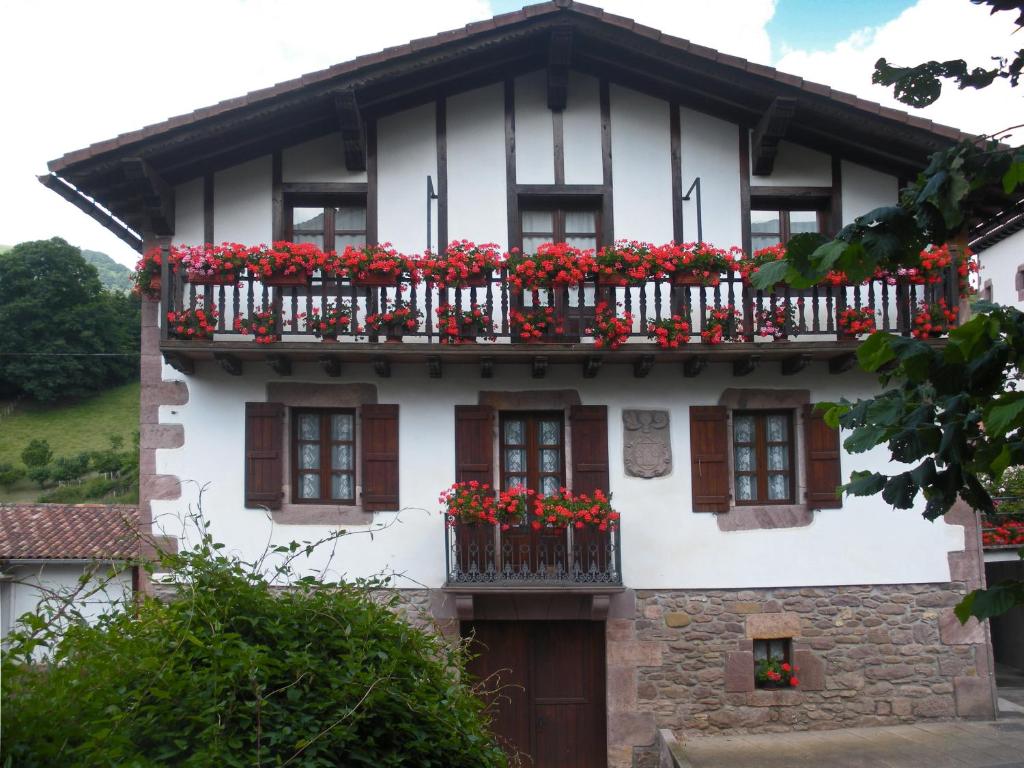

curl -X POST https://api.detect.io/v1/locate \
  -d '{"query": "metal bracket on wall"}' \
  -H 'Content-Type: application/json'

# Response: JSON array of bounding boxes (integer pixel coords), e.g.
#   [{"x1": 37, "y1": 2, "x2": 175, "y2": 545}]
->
[{"x1": 682, "y1": 176, "x2": 703, "y2": 244}]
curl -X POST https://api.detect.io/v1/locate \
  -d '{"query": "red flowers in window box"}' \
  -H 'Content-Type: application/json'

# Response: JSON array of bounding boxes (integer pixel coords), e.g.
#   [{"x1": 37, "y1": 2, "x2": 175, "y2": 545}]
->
[
  {"x1": 510, "y1": 306, "x2": 564, "y2": 342},
  {"x1": 363, "y1": 301, "x2": 422, "y2": 341},
  {"x1": 837, "y1": 306, "x2": 876, "y2": 339},
  {"x1": 166, "y1": 303, "x2": 219, "y2": 340},
  {"x1": 756, "y1": 658, "x2": 799, "y2": 689},
  {"x1": 646, "y1": 316, "x2": 691, "y2": 348},
  {"x1": 658, "y1": 242, "x2": 739, "y2": 286},
  {"x1": 420, "y1": 240, "x2": 501, "y2": 288},
  {"x1": 589, "y1": 301, "x2": 633, "y2": 350},
  {"x1": 738, "y1": 243, "x2": 787, "y2": 282},
  {"x1": 530, "y1": 488, "x2": 620, "y2": 531},
  {"x1": 248, "y1": 241, "x2": 326, "y2": 286},
  {"x1": 177, "y1": 242, "x2": 251, "y2": 284},
  {"x1": 233, "y1": 306, "x2": 285, "y2": 344},
  {"x1": 981, "y1": 517, "x2": 1024, "y2": 547},
  {"x1": 440, "y1": 481, "x2": 534, "y2": 528},
  {"x1": 305, "y1": 302, "x2": 354, "y2": 341},
  {"x1": 506, "y1": 243, "x2": 595, "y2": 291},
  {"x1": 594, "y1": 240, "x2": 657, "y2": 286},
  {"x1": 755, "y1": 299, "x2": 799, "y2": 340},
  {"x1": 701, "y1": 305, "x2": 743, "y2": 345},
  {"x1": 911, "y1": 298, "x2": 958, "y2": 339},
  {"x1": 335, "y1": 243, "x2": 417, "y2": 286},
  {"x1": 132, "y1": 246, "x2": 174, "y2": 299},
  {"x1": 435, "y1": 303, "x2": 494, "y2": 344}
]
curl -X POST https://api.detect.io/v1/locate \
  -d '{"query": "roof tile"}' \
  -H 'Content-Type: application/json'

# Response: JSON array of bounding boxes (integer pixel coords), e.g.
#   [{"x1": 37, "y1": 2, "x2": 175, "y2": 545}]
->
[{"x1": 0, "y1": 504, "x2": 141, "y2": 561}]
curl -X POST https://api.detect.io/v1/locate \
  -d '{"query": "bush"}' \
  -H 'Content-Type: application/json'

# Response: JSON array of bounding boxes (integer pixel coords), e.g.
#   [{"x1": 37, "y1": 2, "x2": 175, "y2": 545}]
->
[
  {"x1": 1, "y1": 522, "x2": 506, "y2": 767},
  {"x1": 37, "y1": 476, "x2": 125, "y2": 504},
  {"x1": 0, "y1": 462, "x2": 24, "y2": 489},
  {"x1": 49, "y1": 453, "x2": 91, "y2": 484},
  {"x1": 26, "y1": 466, "x2": 49, "y2": 488},
  {"x1": 21, "y1": 439, "x2": 52, "y2": 468}
]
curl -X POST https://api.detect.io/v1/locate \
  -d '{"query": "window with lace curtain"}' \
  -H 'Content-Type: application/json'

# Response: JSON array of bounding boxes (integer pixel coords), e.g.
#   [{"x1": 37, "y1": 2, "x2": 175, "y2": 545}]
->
[
  {"x1": 292, "y1": 409, "x2": 356, "y2": 504},
  {"x1": 732, "y1": 411, "x2": 795, "y2": 505},
  {"x1": 500, "y1": 412, "x2": 565, "y2": 497}
]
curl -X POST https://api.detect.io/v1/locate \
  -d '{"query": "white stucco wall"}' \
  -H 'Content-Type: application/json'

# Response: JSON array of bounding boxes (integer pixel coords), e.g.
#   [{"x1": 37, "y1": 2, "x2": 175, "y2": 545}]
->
[
  {"x1": 514, "y1": 70, "x2": 555, "y2": 185},
  {"x1": 751, "y1": 139, "x2": 832, "y2": 187},
  {"x1": 841, "y1": 160, "x2": 898, "y2": 226},
  {"x1": 446, "y1": 84, "x2": 508, "y2": 248},
  {"x1": 563, "y1": 72, "x2": 603, "y2": 185},
  {"x1": 282, "y1": 133, "x2": 367, "y2": 184},
  {"x1": 377, "y1": 103, "x2": 437, "y2": 254},
  {"x1": 610, "y1": 85, "x2": 673, "y2": 244},
  {"x1": 172, "y1": 178, "x2": 204, "y2": 246},
  {"x1": 214, "y1": 156, "x2": 272, "y2": 245},
  {"x1": 153, "y1": 364, "x2": 963, "y2": 592},
  {"x1": 679, "y1": 107, "x2": 741, "y2": 247},
  {"x1": 978, "y1": 230, "x2": 1024, "y2": 308}
]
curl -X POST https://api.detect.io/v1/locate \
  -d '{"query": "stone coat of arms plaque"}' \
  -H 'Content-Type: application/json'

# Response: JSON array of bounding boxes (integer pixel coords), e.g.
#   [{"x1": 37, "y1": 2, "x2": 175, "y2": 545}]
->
[{"x1": 623, "y1": 409, "x2": 672, "y2": 478}]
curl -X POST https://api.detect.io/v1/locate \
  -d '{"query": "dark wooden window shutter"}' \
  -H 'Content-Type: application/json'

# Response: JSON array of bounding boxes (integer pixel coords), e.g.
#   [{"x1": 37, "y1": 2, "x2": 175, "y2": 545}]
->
[
  {"x1": 245, "y1": 402, "x2": 284, "y2": 510},
  {"x1": 454, "y1": 405, "x2": 495, "y2": 485},
  {"x1": 570, "y1": 405, "x2": 610, "y2": 494},
  {"x1": 804, "y1": 403, "x2": 843, "y2": 509},
  {"x1": 689, "y1": 405, "x2": 730, "y2": 512},
  {"x1": 361, "y1": 404, "x2": 399, "y2": 511}
]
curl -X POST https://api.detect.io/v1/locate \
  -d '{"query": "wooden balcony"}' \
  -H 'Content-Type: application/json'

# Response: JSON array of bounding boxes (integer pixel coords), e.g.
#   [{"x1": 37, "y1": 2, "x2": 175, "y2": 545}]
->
[{"x1": 158, "y1": 264, "x2": 959, "y2": 378}]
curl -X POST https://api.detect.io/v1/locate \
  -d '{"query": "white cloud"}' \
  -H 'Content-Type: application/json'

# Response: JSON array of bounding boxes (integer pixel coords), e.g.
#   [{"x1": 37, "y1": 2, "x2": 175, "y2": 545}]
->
[{"x1": 775, "y1": 0, "x2": 1020, "y2": 138}]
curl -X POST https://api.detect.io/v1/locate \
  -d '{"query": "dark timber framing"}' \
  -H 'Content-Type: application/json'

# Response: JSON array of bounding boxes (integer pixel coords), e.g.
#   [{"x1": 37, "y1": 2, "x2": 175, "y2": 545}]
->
[
  {"x1": 120, "y1": 158, "x2": 175, "y2": 237},
  {"x1": 599, "y1": 78, "x2": 614, "y2": 247},
  {"x1": 271, "y1": 151, "x2": 284, "y2": 241},
  {"x1": 37, "y1": 173, "x2": 143, "y2": 252},
  {"x1": 830, "y1": 156, "x2": 843, "y2": 236},
  {"x1": 739, "y1": 129, "x2": 752, "y2": 256},
  {"x1": 436, "y1": 97, "x2": 448, "y2": 253},
  {"x1": 505, "y1": 79, "x2": 520, "y2": 252},
  {"x1": 334, "y1": 88, "x2": 367, "y2": 172},
  {"x1": 366, "y1": 119, "x2": 378, "y2": 246},
  {"x1": 546, "y1": 25, "x2": 572, "y2": 111},
  {"x1": 670, "y1": 103, "x2": 683, "y2": 243},
  {"x1": 203, "y1": 173, "x2": 214, "y2": 244},
  {"x1": 751, "y1": 97, "x2": 797, "y2": 176},
  {"x1": 552, "y1": 110, "x2": 566, "y2": 185}
]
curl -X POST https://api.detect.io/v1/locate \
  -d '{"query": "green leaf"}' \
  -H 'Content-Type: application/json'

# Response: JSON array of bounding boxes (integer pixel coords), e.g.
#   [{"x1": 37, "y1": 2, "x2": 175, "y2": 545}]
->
[
  {"x1": 844, "y1": 425, "x2": 888, "y2": 454},
  {"x1": 984, "y1": 393, "x2": 1024, "y2": 437},
  {"x1": 748, "y1": 259, "x2": 789, "y2": 290},
  {"x1": 882, "y1": 472, "x2": 918, "y2": 508},
  {"x1": 856, "y1": 332, "x2": 897, "y2": 372},
  {"x1": 845, "y1": 471, "x2": 886, "y2": 496},
  {"x1": 955, "y1": 582, "x2": 1024, "y2": 622},
  {"x1": 1003, "y1": 160, "x2": 1024, "y2": 194}
]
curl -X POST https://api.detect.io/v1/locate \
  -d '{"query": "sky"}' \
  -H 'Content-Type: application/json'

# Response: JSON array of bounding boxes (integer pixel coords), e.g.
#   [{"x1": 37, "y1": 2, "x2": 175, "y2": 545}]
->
[{"x1": 1, "y1": 0, "x2": 1019, "y2": 268}]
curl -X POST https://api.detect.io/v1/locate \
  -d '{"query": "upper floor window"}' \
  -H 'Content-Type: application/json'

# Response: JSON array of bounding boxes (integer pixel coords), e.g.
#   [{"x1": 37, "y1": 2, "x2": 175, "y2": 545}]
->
[
  {"x1": 292, "y1": 409, "x2": 356, "y2": 504},
  {"x1": 733, "y1": 411, "x2": 795, "y2": 505},
  {"x1": 287, "y1": 201, "x2": 366, "y2": 252},
  {"x1": 521, "y1": 205, "x2": 600, "y2": 252},
  {"x1": 750, "y1": 208, "x2": 825, "y2": 252},
  {"x1": 500, "y1": 412, "x2": 565, "y2": 496}
]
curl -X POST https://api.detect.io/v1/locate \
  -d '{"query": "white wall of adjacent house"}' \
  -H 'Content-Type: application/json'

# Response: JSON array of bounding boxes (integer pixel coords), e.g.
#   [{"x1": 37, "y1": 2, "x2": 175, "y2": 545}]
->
[
  {"x1": 0, "y1": 562, "x2": 133, "y2": 657},
  {"x1": 977, "y1": 229, "x2": 1024, "y2": 309}
]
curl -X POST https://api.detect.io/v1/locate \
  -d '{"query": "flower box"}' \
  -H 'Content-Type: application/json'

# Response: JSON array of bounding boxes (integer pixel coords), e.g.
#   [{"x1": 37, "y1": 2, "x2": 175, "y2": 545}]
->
[
  {"x1": 188, "y1": 273, "x2": 238, "y2": 286},
  {"x1": 261, "y1": 272, "x2": 310, "y2": 287},
  {"x1": 594, "y1": 272, "x2": 632, "y2": 288},
  {"x1": 672, "y1": 272, "x2": 709, "y2": 287},
  {"x1": 419, "y1": 241, "x2": 501, "y2": 289},
  {"x1": 436, "y1": 303, "x2": 493, "y2": 345},
  {"x1": 351, "y1": 273, "x2": 400, "y2": 288}
]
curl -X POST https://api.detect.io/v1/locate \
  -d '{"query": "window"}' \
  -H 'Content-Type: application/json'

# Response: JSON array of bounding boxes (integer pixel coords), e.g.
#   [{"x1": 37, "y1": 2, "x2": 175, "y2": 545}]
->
[
  {"x1": 292, "y1": 410, "x2": 356, "y2": 504},
  {"x1": 521, "y1": 205, "x2": 600, "y2": 252},
  {"x1": 750, "y1": 208, "x2": 826, "y2": 251},
  {"x1": 753, "y1": 638, "x2": 792, "y2": 689},
  {"x1": 286, "y1": 201, "x2": 366, "y2": 252},
  {"x1": 500, "y1": 412, "x2": 565, "y2": 496},
  {"x1": 732, "y1": 411, "x2": 795, "y2": 505}
]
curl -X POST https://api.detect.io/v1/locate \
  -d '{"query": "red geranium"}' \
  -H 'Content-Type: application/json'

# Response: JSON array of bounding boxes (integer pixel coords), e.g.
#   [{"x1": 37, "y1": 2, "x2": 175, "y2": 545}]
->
[
  {"x1": 531, "y1": 488, "x2": 620, "y2": 531},
  {"x1": 589, "y1": 302, "x2": 633, "y2": 350},
  {"x1": 305, "y1": 302, "x2": 354, "y2": 340},
  {"x1": 656, "y1": 242, "x2": 740, "y2": 286},
  {"x1": 646, "y1": 315, "x2": 691, "y2": 348},
  {"x1": 837, "y1": 306, "x2": 877, "y2": 337},
  {"x1": 506, "y1": 242, "x2": 595, "y2": 290},
  {"x1": 510, "y1": 306, "x2": 564, "y2": 341},
  {"x1": 911, "y1": 298, "x2": 958, "y2": 339},
  {"x1": 435, "y1": 303, "x2": 494, "y2": 344},
  {"x1": 233, "y1": 306, "x2": 287, "y2": 344},
  {"x1": 419, "y1": 240, "x2": 501, "y2": 288},
  {"x1": 176, "y1": 242, "x2": 252, "y2": 282},
  {"x1": 166, "y1": 302, "x2": 219, "y2": 340},
  {"x1": 594, "y1": 240, "x2": 657, "y2": 285},
  {"x1": 701, "y1": 305, "x2": 743, "y2": 344},
  {"x1": 334, "y1": 242, "x2": 418, "y2": 283},
  {"x1": 247, "y1": 241, "x2": 329, "y2": 280}
]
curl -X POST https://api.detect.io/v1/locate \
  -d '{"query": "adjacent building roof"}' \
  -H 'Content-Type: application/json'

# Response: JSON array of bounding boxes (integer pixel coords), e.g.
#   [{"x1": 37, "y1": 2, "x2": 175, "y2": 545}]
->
[
  {"x1": 0, "y1": 504, "x2": 141, "y2": 561},
  {"x1": 41, "y1": 0, "x2": 975, "y2": 251}
]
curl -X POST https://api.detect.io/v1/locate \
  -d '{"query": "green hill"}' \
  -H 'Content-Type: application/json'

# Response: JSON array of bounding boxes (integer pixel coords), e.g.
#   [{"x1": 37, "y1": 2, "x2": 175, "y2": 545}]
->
[{"x1": 82, "y1": 249, "x2": 134, "y2": 293}]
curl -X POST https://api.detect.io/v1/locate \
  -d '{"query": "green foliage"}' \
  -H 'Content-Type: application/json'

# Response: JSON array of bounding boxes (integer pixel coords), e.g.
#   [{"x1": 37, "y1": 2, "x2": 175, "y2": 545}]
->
[
  {"x1": 981, "y1": 465, "x2": 1024, "y2": 515},
  {"x1": 0, "y1": 238, "x2": 140, "y2": 401},
  {"x1": 26, "y1": 466, "x2": 49, "y2": 488},
  {"x1": 49, "y1": 453, "x2": 91, "y2": 484},
  {"x1": 0, "y1": 462, "x2": 24, "y2": 488},
  {"x1": 21, "y1": 438, "x2": 52, "y2": 468},
  {"x1": 1, "y1": 522, "x2": 507, "y2": 768},
  {"x1": 81, "y1": 249, "x2": 133, "y2": 293},
  {"x1": 38, "y1": 474, "x2": 137, "y2": 504}
]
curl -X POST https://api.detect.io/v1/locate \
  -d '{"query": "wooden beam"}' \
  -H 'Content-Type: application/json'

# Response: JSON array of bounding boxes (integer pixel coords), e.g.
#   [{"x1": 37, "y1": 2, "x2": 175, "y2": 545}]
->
[
  {"x1": 334, "y1": 89, "x2": 366, "y2": 172},
  {"x1": 547, "y1": 26, "x2": 572, "y2": 111},
  {"x1": 670, "y1": 103, "x2": 683, "y2": 243},
  {"x1": 633, "y1": 354, "x2": 655, "y2": 378},
  {"x1": 162, "y1": 352, "x2": 194, "y2": 375},
  {"x1": 531, "y1": 355, "x2": 549, "y2": 379},
  {"x1": 599, "y1": 78, "x2": 614, "y2": 249},
  {"x1": 428, "y1": 356, "x2": 442, "y2": 378},
  {"x1": 781, "y1": 353, "x2": 811, "y2": 376},
  {"x1": 733, "y1": 355, "x2": 761, "y2": 377},
  {"x1": 829, "y1": 353, "x2": 857, "y2": 374},
  {"x1": 683, "y1": 356, "x2": 707, "y2": 378},
  {"x1": 121, "y1": 157, "x2": 175, "y2": 236},
  {"x1": 480, "y1": 356, "x2": 494, "y2": 378},
  {"x1": 267, "y1": 354, "x2": 291, "y2": 376},
  {"x1": 38, "y1": 174, "x2": 142, "y2": 252},
  {"x1": 583, "y1": 355, "x2": 603, "y2": 378},
  {"x1": 751, "y1": 97, "x2": 798, "y2": 176},
  {"x1": 203, "y1": 173, "x2": 214, "y2": 244},
  {"x1": 213, "y1": 352, "x2": 242, "y2": 376},
  {"x1": 319, "y1": 356, "x2": 341, "y2": 377},
  {"x1": 373, "y1": 357, "x2": 391, "y2": 378}
]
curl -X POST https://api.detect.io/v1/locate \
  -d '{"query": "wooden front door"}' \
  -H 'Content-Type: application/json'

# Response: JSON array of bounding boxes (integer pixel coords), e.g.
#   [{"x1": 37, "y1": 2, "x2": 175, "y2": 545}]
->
[{"x1": 463, "y1": 620, "x2": 606, "y2": 768}]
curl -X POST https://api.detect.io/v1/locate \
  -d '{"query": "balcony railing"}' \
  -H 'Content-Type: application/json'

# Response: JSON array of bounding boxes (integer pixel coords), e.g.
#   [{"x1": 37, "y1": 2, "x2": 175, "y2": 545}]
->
[
  {"x1": 159, "y1": 262, "x2": 961, "y2": 345},
  {"x1": 444, "y1": 523, "x2": 622, "y2": 587}
]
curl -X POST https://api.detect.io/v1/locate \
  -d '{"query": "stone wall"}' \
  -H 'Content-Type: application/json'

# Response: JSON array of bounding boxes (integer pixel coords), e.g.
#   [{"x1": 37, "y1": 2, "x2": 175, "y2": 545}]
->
[{"x1": 621, "y1": 583, "x2": 994, "y2": 768}]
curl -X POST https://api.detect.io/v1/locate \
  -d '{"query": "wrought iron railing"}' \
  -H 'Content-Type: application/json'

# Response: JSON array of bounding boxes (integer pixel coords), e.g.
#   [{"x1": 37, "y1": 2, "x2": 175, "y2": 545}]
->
[
  {"x1": 444, "y1": 523, "x2": 622, "y2": 587},
  {"x1": 159, "y1": 255, "x2": 961, "y2": 344}
]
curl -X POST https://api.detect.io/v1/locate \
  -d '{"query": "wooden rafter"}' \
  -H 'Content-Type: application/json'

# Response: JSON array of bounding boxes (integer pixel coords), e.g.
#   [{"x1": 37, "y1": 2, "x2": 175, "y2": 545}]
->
[
  {"x1": 37, "y1": 174, "x2": 143, "y2": 252},
  {"x1": 751, "y1": 97, "x2": 798, "y2": 176},
  {"x1": 121, "y1": 157, "x2": 175, "y2": 236},
  {"x1": 334, "y1": 89, "x2": 366, "y2": 172},
  {"x1": 547, "y1": 26, "x2": 572, "y2": 111}
]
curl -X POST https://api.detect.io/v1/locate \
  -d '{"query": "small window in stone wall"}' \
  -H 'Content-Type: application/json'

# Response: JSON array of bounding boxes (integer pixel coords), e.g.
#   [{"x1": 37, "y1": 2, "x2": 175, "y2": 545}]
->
[{"x1": 753, "y1": 638, "x2": 798, "y2": 689}]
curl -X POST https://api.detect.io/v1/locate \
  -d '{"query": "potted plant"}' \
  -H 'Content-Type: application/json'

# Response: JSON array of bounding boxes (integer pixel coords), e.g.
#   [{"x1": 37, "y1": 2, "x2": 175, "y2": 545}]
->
[
  {"x1": 981, "y1": 517, "x2": 1024, "y2": 547},
  {"x1": 837, "y1": 306, "x2": 876, "y2": 340},
  {"x1": 593, "y1": 240, "x2": 656, "y2": 286},
  {"x1": 132, "y1": 246, "x2": 173, "y2": 299},
  {"x1": 247, "y1": 241, "x2": 327, "y2": 287},
  {"x1": 701, "y1": 305, "x2": 743, "y2": 344},
  {"x1": 738, "y1": 243, "x2": 787, "y2": 286},
  {"x1": 305, "y1": 301, "x2": 354, "y2": 341},
  {"x1": 419, "y1": 240, "x2": 501, "y2": 288},
  {"x1": 657, "y1": 242, "x2": 739, "y2": 287},
  {"x1": 564, "y1": 488, "x2": 620, "y2": 576},
  {"x1": 755, "y1": 658, "x2": 799, "y2": 689},
  {"x1": 435, "y1": 303, "x2": 494, "y2": 344},
  {"x1": 646, "y1": 315, "x2": 691, "y2": 348},
  {"x1": 510, "y1": 306, "x2": 563, "y2": 342},
  {"x1": 166, "y1": 303, "x2": 219, "y2": 340},
  {"x1": 588, "y1": 301, "x2": 633, "y2": 350},
  {"x1": 911, "y1": 298, "x2": 958, "y2": 339},
  {"x1": 441, "y1": 482, "x2": 534, "y2": 576},
  {"x1": 233, "y1": 306, "x2": 284, "y2": 344},
  {"x1": 506, "y1": 242, "x2": 595, "y2": 291},
  {"x1": 177, "y1": 242, "x2": 250, "y2": 285},
  {"x1": 363, "y1": 300, "x2": 422, "y2": 342},
  {"x1": 755, "y1": 299, "x2": 799, "y2": 341},
  {"x1": 335, "y1": 243, "x2": 417, "y2": 287}
]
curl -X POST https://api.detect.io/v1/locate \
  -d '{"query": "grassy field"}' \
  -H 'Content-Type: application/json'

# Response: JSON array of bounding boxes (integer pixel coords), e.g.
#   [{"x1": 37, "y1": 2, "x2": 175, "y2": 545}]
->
[{"x1": 0, "y1": 382, "x2": 139, "y2": 466}]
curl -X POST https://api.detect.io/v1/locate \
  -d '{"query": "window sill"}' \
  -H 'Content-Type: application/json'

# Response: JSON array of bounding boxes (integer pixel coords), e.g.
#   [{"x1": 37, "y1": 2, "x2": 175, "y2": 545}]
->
[
  {"x1": 272, "y1": 503, "x2": 373, "y2": 525},
  {"x1": 747, "y1": 689, "x2": 803, "y2": 707},
  {"x1": 716, "y1": 504, "x2": 813, "y2": 532}
]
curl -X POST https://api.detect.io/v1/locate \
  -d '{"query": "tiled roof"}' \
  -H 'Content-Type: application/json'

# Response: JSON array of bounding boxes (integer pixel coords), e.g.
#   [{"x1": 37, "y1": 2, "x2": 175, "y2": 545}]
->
[
  {"x1": 0, "y1": 504, "x2": 141, "y2": 561},
  {"x1": 46, "y1": 0, "x2": 970, "y2": 174}
]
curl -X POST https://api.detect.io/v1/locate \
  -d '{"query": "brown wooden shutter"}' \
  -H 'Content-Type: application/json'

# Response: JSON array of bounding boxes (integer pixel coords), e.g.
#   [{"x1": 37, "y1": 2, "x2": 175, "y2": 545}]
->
[
  {"x1": 570, "y1": 405, "x2": 610, "y2": 494},
  {"x1": 454, "y1": 405, "x2": 494, "y2": 485},
  {"x1": 804, "y1": 403, "x2": 843, "y2": 509},
  {"x1": 689, "y1": 405, "x2": 730, "y2": 512},
  {"x1": 361, "y1": 404, "x2": 399, "y2": 511},
  {"x1": 245, "y1": 402, "x2": 284, "y2": 510}
]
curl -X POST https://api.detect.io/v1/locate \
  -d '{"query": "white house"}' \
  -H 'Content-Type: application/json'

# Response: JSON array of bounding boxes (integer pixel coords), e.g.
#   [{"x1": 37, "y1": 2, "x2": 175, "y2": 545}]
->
[{"x1": 42, "y1": 3, "x2": 996, "y2": 765}]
